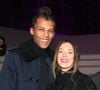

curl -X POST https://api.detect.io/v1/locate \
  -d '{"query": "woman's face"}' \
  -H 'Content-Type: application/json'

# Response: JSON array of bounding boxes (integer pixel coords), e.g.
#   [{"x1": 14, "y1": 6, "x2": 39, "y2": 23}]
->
[{"x1": 57, "y1": 42, "x2": 74, "y2": 72}]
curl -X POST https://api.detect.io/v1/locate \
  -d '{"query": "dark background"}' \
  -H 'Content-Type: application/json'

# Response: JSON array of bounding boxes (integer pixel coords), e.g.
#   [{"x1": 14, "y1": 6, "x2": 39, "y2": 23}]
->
[{"x1": 0, "y1": 0, "x2": 100, "y2": 35}]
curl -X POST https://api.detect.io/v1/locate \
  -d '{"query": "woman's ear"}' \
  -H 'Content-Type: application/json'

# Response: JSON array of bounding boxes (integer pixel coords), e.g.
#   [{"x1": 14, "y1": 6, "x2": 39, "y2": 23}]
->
[{"x1": 30, "y1": 27, "x2": 34, "y2": 35}]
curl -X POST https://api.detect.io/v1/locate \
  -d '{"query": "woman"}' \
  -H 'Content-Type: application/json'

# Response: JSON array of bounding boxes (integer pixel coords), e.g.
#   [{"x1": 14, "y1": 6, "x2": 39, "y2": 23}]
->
[{"x1": 48, "y1": 40, "x2": 97, "y2": 90}]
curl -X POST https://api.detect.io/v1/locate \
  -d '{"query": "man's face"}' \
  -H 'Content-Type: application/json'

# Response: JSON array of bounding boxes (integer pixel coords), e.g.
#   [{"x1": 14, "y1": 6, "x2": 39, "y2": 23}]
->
[{"x1": 30, "y1": 17, "x2": 55, "y2": 49}]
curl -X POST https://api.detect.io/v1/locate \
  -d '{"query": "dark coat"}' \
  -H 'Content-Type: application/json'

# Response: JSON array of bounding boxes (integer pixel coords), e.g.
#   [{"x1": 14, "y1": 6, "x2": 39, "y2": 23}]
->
[
  {"x1": 0, "y1": 39, "x2": 54, "y2": 90},
  {"x1": 92, "y1": 71, "x2": 100, "y2": 90},
  {"x1": 47, "y1": 71, "x2": 97, "y2": 90}
]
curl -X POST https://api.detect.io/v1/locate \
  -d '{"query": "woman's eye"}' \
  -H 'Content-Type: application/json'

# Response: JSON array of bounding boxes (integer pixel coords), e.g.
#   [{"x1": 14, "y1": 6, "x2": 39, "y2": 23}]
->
[
  {"x1": 69, "y1": 52, "x2": 72, "y2": 54},
  {"x1": 39, "y1": 29, "x2": 44, "y2": 31},
  {"x1": 58, "y1": 51, "x2": 63, "y2": 53}
]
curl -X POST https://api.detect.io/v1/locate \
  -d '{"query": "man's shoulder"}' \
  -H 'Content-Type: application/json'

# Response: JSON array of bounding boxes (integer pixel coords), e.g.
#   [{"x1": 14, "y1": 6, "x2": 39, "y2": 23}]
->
[
  {"x1": 8, "y1": 46, "x2": 19, "y2": 51},
  {"x1": 7, "y1": 46, "x2": 21, "y2": 54},
  {"x1": 7, "y1": 39, "x2": 31, "y2": 53}
]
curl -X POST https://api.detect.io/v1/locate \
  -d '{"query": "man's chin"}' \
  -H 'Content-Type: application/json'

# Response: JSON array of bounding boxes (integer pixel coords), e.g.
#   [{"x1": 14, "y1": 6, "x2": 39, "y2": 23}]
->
[{"x1": 40, "y1": 45, "x2": 49, "y2": 49}]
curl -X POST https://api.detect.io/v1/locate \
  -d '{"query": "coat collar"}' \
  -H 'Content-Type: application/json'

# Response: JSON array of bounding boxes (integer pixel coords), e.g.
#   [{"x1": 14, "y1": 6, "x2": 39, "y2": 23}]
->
[
  {"x1": 56, "y1": 70, "x2": 80, "y2": 81},
  {"x1": 19, "y1": 38, "x2": 54, "y2": 62}
]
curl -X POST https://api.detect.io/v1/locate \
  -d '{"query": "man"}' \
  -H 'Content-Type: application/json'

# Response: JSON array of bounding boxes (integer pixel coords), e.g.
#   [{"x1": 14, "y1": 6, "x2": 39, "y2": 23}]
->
[
  {"x1": 0, "y1": 36, "x2": 7, "y2": 71},
  {"x1": 0, "y1": 7, "x2": 56, "y2": 90}
]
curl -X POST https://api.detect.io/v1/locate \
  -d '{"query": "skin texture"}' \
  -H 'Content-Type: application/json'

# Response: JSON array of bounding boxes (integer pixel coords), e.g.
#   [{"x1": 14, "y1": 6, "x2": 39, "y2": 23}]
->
[
  {"x1": 30, "y1": 17, "x2": 55, "y2": 49},
  {"x1": 57, "y1": 42, "x2": 74, "y2": 72}
]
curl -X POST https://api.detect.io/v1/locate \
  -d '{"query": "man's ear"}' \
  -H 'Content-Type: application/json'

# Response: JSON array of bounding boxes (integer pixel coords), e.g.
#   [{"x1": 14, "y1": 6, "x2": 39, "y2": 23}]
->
[{"x1": 30, "y1": 27, "x2": 34, "y2": 35}]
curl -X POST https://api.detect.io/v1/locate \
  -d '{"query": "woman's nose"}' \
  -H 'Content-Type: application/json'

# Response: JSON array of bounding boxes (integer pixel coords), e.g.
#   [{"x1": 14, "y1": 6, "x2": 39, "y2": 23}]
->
[{"x1": 63, "y1": 53, "x2": 67, "y2": 57}]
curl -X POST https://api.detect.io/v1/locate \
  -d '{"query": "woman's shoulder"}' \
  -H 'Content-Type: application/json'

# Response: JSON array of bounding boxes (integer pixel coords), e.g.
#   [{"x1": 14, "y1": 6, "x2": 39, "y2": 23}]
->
[
  {"x1": 76, "y1": 71, "x2": 97, "y2": 90},
  {"x1": 77, "y1": 71, "x2": 93, "y2": 82}
]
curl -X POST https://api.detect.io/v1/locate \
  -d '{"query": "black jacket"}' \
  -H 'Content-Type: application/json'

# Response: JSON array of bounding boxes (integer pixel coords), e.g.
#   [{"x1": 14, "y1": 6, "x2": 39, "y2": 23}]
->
[
  {"x1": 0, "y1": 39, "x2": 54, "y2": 90},
  {"x1": 47, "y1": 71, "x2": 97, "y2": 90}
]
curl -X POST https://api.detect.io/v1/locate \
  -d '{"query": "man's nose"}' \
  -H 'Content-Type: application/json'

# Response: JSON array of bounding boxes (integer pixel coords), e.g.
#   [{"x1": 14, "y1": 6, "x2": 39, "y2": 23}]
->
[{"x1": 44, "y1": 31, "x2": 49, "y2": 36}]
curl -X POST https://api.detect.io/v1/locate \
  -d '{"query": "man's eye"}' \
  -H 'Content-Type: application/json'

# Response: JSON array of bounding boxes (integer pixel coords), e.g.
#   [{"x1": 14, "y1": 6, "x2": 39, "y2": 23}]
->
[{"x1": 49, "y1": 30, "x2": 54, "y2": 33}]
